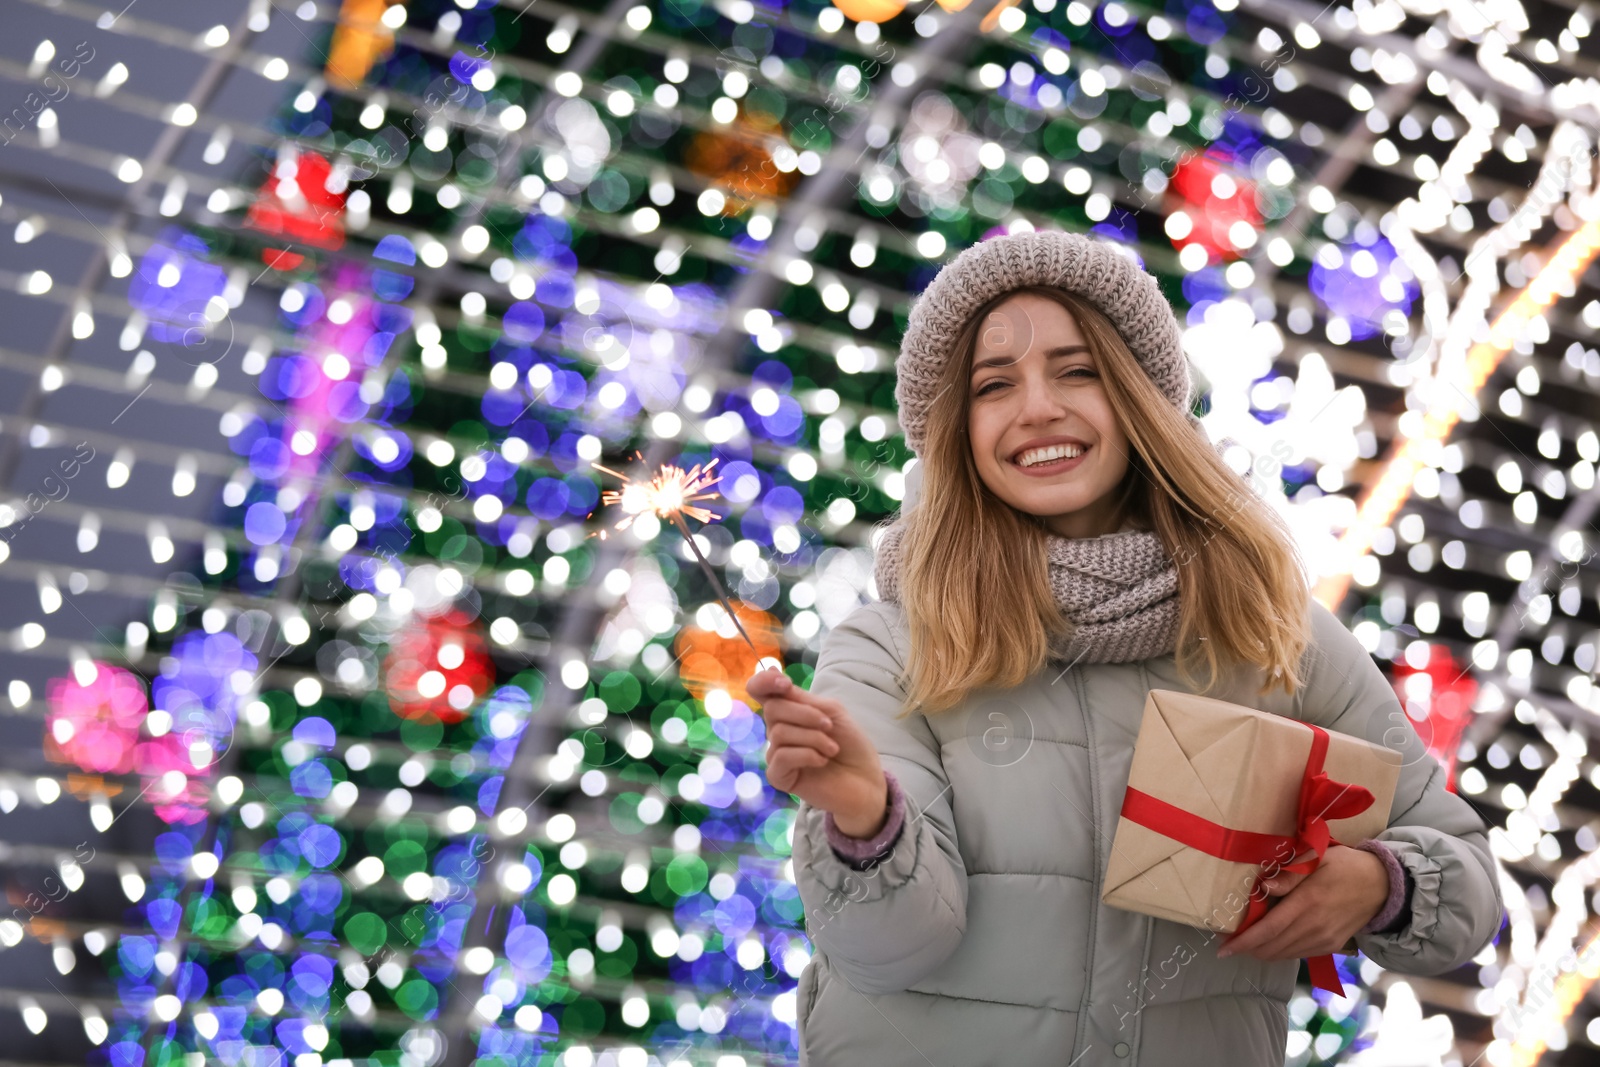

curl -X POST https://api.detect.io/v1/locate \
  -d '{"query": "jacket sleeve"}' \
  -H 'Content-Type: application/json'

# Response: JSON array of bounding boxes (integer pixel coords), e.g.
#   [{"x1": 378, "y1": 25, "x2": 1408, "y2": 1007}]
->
[
  {"x1": 790, "y1": 600, "x2": 969, "y2": 995},
  {"x1": 1301, "y1": 601, "x2": 1505, "y2": 976}
]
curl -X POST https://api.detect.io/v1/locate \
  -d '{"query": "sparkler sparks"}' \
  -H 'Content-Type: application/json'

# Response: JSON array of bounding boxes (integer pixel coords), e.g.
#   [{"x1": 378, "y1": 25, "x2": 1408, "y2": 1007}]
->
[
  {"x1": 592, "y1": 454, "x2": 724, "y2": 529},
  {"x1": 591, "y1": 453, "x2": 757, "y2": 651}
]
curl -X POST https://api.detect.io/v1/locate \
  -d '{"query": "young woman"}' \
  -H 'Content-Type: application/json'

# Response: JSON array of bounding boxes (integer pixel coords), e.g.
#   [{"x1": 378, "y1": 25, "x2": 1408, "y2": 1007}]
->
[{"x1": 749, "y1": 230, "x2": 1504, "y2": 1065}]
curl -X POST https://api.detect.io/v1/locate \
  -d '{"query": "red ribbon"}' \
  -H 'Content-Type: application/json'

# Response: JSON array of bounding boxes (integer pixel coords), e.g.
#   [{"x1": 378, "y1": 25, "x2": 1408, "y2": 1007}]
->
[{"x1": 1118, "y1": 721, "x2": 1375, "y2": 996}]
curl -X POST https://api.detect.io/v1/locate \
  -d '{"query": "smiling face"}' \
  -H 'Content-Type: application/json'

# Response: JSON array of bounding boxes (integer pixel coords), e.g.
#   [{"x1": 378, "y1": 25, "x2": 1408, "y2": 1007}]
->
[{"x1": 966, "y1": 291, "x2": 1135, "y2": 540}]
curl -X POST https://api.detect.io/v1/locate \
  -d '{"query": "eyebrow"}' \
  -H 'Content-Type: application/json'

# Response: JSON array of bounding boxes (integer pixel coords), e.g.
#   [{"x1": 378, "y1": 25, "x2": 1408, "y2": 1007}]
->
[{"x1": 971, "y1": 344, "x2": 1091, "y2": 374}]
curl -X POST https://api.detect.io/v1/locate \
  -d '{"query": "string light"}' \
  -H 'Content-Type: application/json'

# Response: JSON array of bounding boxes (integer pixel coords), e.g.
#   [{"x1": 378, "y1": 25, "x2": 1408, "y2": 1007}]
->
[{"x1": 1315, "y1": 218, "x2": 1600, "y2": 608}]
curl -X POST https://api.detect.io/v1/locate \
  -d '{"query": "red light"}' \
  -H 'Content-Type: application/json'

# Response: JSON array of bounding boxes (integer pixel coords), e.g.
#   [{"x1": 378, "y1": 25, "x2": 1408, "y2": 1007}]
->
[
  {"x1": 1164, "y1": 154, "x2": 1263, "y2": 264},
  {"x1": 1391, "y1": 645, "x2": 1478, "y2": 794},
  {"x1": 245, "y1": 149, "x2": 347, "y2": 266}
]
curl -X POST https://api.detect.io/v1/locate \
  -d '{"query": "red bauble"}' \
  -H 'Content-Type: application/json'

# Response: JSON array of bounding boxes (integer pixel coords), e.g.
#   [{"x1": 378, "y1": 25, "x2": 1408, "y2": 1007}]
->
[
  {"x1": 245, "y1": 148, "x2": 347, "y2": 268},
  {"x1": 384, "y1": 612, "x2": 494, "y2": 724},
  {"x1": 1391, "y1": 645, "x2": 1478, "y2": 794},
  {"x1": 1164, "y1": 153, "x2": 1263, "y2": 264}
]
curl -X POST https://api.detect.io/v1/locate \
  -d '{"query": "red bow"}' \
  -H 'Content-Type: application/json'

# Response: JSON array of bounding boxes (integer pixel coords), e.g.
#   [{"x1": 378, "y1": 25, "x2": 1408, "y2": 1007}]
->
[{"x1": 1119, "y1": 721, "x2": 1374, "y2": 996}]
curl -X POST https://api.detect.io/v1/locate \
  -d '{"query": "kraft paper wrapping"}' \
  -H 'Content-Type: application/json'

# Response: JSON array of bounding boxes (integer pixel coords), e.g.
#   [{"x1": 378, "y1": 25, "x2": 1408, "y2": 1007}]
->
[{"x1": 1102, "y1": 688, "x2": 1403, "y2": 940}]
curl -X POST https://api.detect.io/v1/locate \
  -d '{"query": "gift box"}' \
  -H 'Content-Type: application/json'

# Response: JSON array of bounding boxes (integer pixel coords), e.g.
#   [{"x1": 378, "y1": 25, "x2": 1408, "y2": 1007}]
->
[{"x1": 1101, "y1": 688, "x2": 1403, "y2": 994}]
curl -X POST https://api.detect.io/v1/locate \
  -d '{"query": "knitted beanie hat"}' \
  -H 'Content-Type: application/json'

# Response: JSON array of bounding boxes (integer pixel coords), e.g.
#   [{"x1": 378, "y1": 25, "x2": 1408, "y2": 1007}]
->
[{"x1": 893, "y1": 229, "x2": 1201, "y2": 458}]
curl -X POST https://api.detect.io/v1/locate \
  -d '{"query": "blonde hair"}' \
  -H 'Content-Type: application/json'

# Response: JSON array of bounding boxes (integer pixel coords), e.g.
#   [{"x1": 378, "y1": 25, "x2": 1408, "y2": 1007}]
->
[{"x1": 889, "y1": 284, "x2": 1312, "y2": 716}]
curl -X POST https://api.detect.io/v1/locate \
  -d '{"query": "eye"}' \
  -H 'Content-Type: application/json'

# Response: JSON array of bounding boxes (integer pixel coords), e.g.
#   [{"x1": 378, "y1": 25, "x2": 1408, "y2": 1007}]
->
[
  {"x1": 975, "y1": 379, "x2": 1006, "y2": 396},
  {"x1": 1061, "y1": 367, "x2": 1095, "y2": 379}
]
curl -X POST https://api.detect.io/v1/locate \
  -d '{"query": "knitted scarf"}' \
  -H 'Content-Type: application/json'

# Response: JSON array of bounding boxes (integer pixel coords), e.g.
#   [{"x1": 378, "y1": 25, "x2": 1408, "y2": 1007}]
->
[{"x1": 872, "y1": 518, "x2": 1182, "y2": 665}]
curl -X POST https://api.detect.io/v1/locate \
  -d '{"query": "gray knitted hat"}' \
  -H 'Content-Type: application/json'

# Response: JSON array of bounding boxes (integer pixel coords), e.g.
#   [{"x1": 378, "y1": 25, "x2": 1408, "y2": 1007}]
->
[{"x1": 893, "y1": 229, "x2": 1200, "y2": 458}]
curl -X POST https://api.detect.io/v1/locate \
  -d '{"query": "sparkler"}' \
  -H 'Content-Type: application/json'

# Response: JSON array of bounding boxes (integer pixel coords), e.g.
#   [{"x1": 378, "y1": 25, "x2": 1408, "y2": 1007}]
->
[{"x1": 591, "y1": 452, "x2": 758, "y2": 651}]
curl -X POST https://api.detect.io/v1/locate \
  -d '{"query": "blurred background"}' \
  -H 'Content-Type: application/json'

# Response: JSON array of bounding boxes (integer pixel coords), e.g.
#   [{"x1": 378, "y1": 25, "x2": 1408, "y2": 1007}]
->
[{"x1": 0, "y1": 0, "x2": 1596, "y2": 1064}]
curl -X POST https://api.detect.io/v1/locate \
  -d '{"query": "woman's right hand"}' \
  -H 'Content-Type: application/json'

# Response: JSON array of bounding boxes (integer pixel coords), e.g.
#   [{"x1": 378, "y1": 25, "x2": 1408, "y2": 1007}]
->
[{"x1": 747, "y1": 667, "x2": 889, "y2": 838}]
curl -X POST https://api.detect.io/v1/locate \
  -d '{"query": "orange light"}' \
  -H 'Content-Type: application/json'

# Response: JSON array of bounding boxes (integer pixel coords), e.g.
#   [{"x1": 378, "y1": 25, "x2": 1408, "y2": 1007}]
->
[
  {"x1": 833, "y1": 0, "x2": 908, "y2": 21},
  {"x1": 1508, "y1": 923, "x2": 1600, "y2": 1066},
  {"x1": 64, "y1": 774, "x2": 124, "y2": 800},
  {"x1": 673, "y1": 601, "x2": 785, "y2": 707},
  {"x1": 325, "y1": 0, "x2": 401, "y2": 91},
  {"x1": 1314, "y1": 218, "x2": 1600, "y2": 609},
  {"x1": 931, "y1": 0, "x2": 1024, "y2": 30},
  {"x1": 683, "y1": 114, "x2": 800, "y2": 216}
]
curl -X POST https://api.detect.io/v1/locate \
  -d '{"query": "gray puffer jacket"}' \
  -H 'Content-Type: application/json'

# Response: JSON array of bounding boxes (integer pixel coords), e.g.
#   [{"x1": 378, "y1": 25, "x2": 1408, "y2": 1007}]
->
[{"x1": 792, "y1": 597, "x2": 1504, "y2": 1066}]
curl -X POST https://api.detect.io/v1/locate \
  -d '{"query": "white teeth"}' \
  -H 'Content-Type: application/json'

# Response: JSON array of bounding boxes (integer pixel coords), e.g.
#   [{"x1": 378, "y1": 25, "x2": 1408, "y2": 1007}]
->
[{"x1": 1017, "y1": 444, "x2": 1085, "y2": 468}]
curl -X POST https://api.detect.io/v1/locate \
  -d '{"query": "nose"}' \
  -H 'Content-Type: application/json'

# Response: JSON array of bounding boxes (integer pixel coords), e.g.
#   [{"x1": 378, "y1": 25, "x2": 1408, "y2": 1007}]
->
[{"x1": 1016, "y1": 367, "x2": 1073, "y2": 426}]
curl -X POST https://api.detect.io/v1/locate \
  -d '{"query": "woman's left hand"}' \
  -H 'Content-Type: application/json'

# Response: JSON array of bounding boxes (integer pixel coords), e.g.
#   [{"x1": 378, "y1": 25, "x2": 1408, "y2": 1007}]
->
[{"x1": 1215, "y1": 844, "x2": 1390, "y2": 961}]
